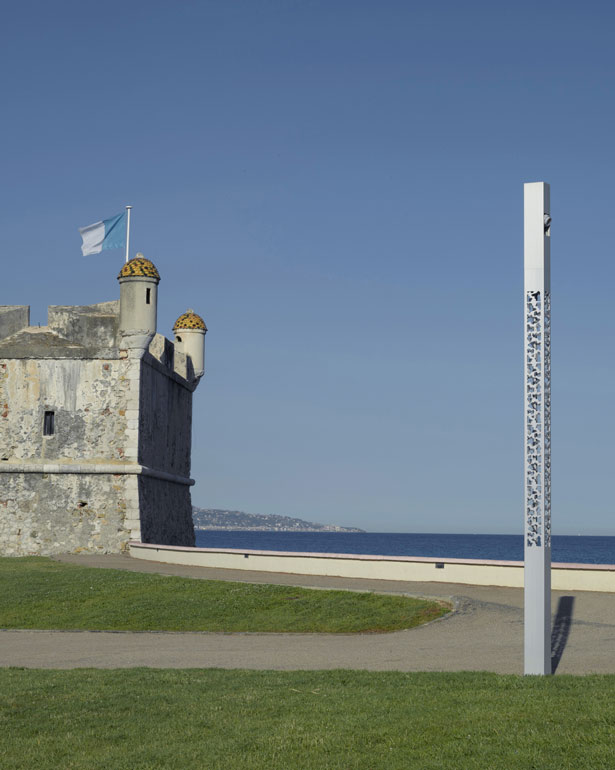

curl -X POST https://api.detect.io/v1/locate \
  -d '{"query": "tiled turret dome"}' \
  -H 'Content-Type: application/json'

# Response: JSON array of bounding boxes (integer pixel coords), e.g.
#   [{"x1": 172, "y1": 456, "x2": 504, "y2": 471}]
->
[
  {"x1": 117, "y1": 254, "x2": 160, "y2": 281},
  {"x1": 173, "y1": 309, "x2": 207, "y2": 331}
]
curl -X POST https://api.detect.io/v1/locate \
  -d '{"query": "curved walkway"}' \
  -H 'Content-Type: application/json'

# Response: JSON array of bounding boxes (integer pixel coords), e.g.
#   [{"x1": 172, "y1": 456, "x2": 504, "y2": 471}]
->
[{"x1": 1, "y1": 553, "x2": 613, "y2": 674}]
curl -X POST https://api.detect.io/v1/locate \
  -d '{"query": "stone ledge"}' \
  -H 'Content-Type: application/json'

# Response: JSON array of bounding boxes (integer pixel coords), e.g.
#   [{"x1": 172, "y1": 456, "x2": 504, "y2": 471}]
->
[
  {"x1": 0, "y1": 347, "x2": 121, "y2": 360},
  {"x1": 0, "y1": 462, "x2": 194, "y2": 486}
]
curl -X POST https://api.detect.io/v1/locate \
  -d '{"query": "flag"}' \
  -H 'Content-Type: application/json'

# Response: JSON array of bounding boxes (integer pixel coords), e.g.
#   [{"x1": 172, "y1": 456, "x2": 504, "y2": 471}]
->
[{"x1": 79, "y1": 211, "x2": 126, "y2": 256}]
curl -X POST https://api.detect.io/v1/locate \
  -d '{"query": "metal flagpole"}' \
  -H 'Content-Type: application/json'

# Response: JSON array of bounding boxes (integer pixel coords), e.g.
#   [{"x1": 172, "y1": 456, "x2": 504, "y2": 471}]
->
[
  {"x1": 523, "y1": 182, "x2": 552, "y2": 675},
  {"x1": 125, "y1": 206, "x2": 132, "y2": 263}
]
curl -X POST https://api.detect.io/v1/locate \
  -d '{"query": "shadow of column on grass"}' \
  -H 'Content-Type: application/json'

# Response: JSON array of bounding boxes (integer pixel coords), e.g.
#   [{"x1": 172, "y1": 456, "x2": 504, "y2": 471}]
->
[{"x1": 551, "y1": 596, "x2": 575, "y2": 674}]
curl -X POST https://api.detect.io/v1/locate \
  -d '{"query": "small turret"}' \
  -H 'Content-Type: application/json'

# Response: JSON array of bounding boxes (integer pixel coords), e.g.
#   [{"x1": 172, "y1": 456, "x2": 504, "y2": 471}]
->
[
  {"x1": 173, "y1": 309, "x2": 207, "y2": 379},
  {"x1": 117, "y1": 254, "x2": 160, "y2": 336}
]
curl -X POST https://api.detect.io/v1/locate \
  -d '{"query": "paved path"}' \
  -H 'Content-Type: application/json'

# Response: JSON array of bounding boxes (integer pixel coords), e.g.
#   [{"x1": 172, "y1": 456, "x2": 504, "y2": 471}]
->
[{"x1": 1, "y1": 553, "x2": 613, "y2": 674}]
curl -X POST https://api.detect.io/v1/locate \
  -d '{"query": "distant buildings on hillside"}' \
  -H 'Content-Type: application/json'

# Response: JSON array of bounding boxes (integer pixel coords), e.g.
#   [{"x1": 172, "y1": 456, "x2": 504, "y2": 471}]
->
[{"x1": 192, "y1": 507, "x2": 363, "y2": 532}]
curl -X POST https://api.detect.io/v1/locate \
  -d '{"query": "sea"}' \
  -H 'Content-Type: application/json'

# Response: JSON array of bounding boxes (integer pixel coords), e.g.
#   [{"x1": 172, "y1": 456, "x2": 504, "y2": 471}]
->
[{"x1": 194, "y1": 530, "x2": 615, "y2": 565}]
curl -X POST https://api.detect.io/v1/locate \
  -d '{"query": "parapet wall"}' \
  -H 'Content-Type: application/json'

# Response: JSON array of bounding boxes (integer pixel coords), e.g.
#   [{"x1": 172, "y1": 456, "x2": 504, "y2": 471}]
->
[
  {"x1": 128, "y1": 542, "x2": 615, "y2": 593},
  {"x1": 0, "y1": 306, "x2": 30, "y2": 340}
]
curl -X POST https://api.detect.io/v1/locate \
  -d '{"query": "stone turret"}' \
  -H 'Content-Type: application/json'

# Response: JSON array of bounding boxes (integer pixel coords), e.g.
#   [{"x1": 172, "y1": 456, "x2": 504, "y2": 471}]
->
[
  {"x1": 117, "y1": 254, "x2": 160, "y2": 336},
  {"x1": 173, "y1": 309, "x2": 207, "y2": 379}
]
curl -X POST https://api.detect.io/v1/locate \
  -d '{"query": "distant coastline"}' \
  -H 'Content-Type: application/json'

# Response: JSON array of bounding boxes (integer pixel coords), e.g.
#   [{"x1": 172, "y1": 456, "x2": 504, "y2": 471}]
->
[{"x1": 192, "y1": 507, "x2": 364, "y2": 533}]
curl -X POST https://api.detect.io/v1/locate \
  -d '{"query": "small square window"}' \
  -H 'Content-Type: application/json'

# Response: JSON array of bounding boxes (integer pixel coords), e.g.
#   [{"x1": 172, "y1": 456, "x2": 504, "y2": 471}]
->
[{"x1": 43, "y1": 411, "x2": 55, "y2": 436}]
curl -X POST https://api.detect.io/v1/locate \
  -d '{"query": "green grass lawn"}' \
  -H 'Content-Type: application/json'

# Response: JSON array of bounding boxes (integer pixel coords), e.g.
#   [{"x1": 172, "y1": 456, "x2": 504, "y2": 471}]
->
[
  {"x1": 0, "y1": 557, "x2": 449, "y2": 632},
  {"x1": 1, "y1": 669, "x2": 614, "y2": 769}
]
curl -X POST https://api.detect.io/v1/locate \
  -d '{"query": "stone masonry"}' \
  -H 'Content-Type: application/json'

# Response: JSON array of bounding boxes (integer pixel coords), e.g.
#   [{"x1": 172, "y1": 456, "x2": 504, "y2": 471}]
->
[{"x1": 0, "y1": 256, "x2": 207, "y2": 555}]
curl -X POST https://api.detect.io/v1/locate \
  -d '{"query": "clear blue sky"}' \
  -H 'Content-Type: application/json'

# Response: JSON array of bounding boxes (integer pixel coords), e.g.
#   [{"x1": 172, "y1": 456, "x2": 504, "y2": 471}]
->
[{"x1": 2, "y1": 1, "x2": 614, "y2": 534}]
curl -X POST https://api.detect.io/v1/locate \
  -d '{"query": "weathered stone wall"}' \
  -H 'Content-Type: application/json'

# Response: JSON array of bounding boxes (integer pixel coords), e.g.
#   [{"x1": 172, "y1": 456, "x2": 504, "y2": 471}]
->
[
  {"x1": 138, "y1": 357, "x2": 193, "y2": 478},
  {"x1": 134, "y1": 352, "x2": 196, "y2": 546},
  {"x1": 138, "y1": 475, "x2": 195, "y2": 546},
  {"x1": 0, "y1": 298, "x2": 199, "y2": 555},
  {"x1": 0, "y1": 359, "x2": 127, "y2": 462},
  {"x1": 0, "y1": 355, "x2": 134, "y2": 555},
  {"x1": 0, "y1": 472, "x2": 130, "y2": 555},
  {"x1": 47, "y1": 301, "x2": 119, "y2": 350},
  {"x1": 0, "y1": 306, "x2": 30, "y2": 340}
]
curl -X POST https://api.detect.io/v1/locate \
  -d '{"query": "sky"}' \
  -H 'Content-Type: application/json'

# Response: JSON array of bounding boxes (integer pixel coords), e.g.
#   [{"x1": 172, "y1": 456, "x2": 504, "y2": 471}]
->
[{"x1": 1, "y1": 0, "x2": 615, "y2": 534}]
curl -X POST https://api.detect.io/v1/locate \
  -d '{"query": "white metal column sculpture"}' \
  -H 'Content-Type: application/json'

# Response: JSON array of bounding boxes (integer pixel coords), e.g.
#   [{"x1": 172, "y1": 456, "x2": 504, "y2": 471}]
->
[{"x1": 524, "y1": 181, "x2": 552, "y2": 675}]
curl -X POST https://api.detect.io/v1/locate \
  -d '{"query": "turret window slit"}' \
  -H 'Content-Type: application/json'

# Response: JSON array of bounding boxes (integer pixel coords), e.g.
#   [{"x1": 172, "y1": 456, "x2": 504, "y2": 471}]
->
[
  {"x1": 43, "y1": 411, "x2": 55, "y2": 436},
  {"x1": 146, "y1": 288, "x2": 151, "y2": 305}
]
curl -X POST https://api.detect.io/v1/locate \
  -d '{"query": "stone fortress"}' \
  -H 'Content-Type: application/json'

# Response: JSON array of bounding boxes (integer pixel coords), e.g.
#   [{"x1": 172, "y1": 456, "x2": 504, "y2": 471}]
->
[{"x1": 0, "y1": 255, "x2": 206, "y2": 556}]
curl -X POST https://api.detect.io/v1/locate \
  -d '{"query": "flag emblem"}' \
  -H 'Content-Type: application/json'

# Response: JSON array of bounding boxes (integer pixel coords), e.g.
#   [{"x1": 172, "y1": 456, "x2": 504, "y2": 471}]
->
[{"x1": 79, "y1": 212, "x2": 127, "y2": 256}]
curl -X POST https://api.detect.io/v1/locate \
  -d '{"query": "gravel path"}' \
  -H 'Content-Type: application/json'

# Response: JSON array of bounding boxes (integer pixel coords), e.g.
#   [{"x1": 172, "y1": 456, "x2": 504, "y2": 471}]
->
[{"x1": 1, "y1": 553, "x2": 613, "y2": 674}]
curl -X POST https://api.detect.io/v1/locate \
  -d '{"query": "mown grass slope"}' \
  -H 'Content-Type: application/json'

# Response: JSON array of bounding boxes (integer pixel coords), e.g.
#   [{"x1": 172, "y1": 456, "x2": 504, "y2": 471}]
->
[{"x1": 0, "y1": 557, "x2": 449, "y2": 633}]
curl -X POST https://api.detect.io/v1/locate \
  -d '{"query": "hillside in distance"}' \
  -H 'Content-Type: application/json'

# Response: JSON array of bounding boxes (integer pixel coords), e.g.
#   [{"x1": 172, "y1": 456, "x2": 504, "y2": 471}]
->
[{"x1": 192, "y1": 507, "x2": 364, "y2": 532}]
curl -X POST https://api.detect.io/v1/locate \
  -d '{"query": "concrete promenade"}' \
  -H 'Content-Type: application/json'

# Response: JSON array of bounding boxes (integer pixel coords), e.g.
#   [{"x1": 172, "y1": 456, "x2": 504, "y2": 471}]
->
[{"x1": 1, "y1": 553, "x2": 613, "y2": 674}]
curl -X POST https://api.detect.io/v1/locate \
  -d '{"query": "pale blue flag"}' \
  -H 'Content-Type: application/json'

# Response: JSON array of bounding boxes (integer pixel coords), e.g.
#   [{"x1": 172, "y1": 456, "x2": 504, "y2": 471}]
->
[{"x1": 79, "y1": 211, "x2": 126, "y2": 256}]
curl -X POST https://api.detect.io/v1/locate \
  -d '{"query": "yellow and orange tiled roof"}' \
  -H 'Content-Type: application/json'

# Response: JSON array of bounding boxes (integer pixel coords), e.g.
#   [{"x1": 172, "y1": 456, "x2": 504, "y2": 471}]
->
[
  {"x1": 117, "y1": 254, "x2": 160, "y2": 281},
  {"x1": 173, "y1": 309, "x2": 207, "y2": 331}
]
